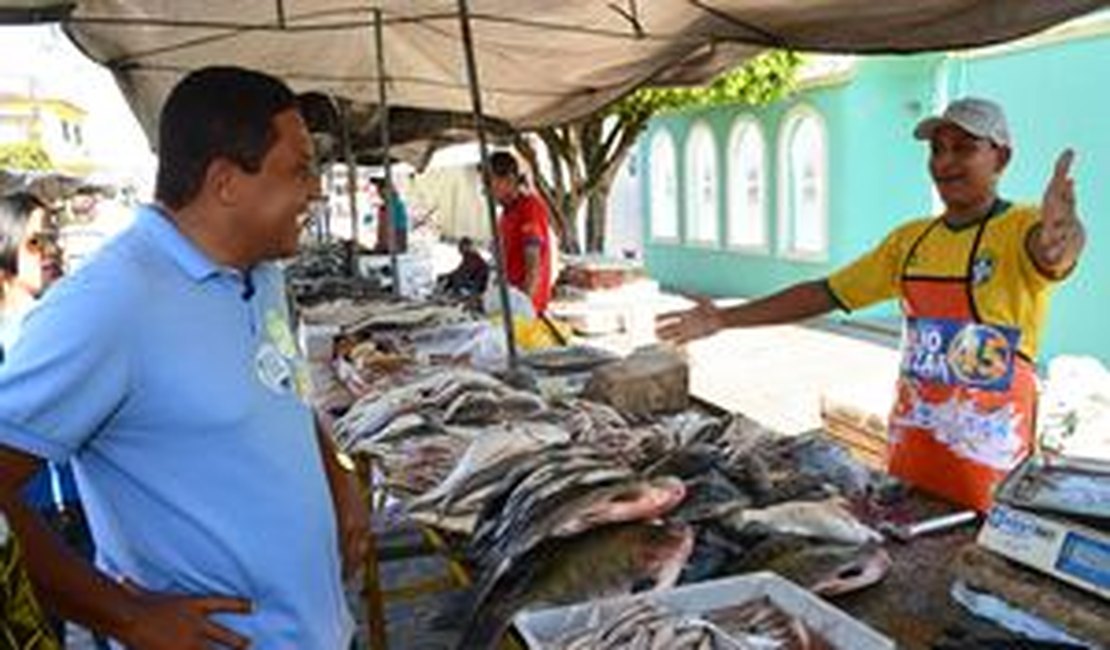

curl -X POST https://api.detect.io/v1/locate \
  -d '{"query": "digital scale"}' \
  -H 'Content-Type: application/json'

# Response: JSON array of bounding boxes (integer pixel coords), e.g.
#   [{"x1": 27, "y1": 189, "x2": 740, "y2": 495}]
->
[{"x1": 977, "y1": 455, "x2": 1110, "y2": 601}]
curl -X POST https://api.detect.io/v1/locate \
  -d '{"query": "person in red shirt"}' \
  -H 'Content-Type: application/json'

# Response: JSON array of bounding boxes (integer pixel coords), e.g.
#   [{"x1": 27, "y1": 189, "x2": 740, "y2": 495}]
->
[{"x1": 488, "y1": 151, "x2": 552, "y2": 313}]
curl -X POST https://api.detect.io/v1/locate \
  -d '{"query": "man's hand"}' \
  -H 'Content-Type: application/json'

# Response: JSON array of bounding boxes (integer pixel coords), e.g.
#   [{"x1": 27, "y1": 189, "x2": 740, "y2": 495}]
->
[
  {"x1": 1034, "y1": 149, "x2": 1085, "y2": 271},
  {"x1": 333, "y1": 459, "x2": 371, "y2": 580},
  {"x1": 655, "y1": 297, "x2": 724, "y2": 344},
  {"x1": 119, "y1": 581, "x2": 252, "y2": 650}
]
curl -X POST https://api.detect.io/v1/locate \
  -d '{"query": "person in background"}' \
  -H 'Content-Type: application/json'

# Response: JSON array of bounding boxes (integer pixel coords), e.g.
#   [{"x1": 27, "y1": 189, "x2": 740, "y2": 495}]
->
[
  {"x1": 657, "y1": 98, "x2": 1086, "y2": 512},
  {"x1": 371, "y1": 176, "x2": 409, "y2": 254},
  {"x1": 0, "y1": 193, "x2": 61, "y2": 650},
  {"x1": 0, "y1": 193, "x2": 62, "y2": 356},
  {"x1": 0, "y1": 66, "x2": 367, "y2": 650},
  {"x1": 443, "y1": 236, "x2": 490, "y2": 297},
  {"x1": 487, "y1": 150, "x2": 553, "y2": 314}
]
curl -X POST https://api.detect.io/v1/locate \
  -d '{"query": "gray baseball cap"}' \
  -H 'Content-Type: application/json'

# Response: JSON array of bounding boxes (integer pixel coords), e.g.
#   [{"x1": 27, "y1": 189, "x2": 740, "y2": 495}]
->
[{"x1": 914, "y1": 97, "x2": 1011, "y2": 147}]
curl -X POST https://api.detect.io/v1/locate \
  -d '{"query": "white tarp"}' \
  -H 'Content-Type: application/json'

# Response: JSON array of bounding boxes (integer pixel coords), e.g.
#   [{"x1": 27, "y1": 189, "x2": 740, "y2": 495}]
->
[{"x1": 0, "y1": 1, "x2": 1105, "y2": 139}]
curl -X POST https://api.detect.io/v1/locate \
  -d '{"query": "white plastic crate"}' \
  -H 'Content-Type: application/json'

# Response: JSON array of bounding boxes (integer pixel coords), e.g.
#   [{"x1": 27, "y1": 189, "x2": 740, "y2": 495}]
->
[{"x1": 514, "y1": 572, "x2": 895, "y2": 650}]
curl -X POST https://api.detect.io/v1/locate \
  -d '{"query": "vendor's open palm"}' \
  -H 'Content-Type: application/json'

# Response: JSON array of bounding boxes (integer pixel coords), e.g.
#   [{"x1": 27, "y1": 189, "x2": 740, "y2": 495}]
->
[
  {"x1": 656, "y1": 297, "x2": 722, "y2": 344},
  {"x1": 1038, "y1": 149, "x2": 1082, "y2": 266}
]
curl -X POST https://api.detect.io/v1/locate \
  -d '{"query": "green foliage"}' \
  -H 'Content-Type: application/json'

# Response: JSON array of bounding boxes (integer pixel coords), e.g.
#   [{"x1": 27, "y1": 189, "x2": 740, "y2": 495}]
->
[
  {"x1": 613, "y1": 50, "x2": 803, "y2": 122},
  {"x1": 0, "y1": 141, "x2": 54, "y2": 172}
]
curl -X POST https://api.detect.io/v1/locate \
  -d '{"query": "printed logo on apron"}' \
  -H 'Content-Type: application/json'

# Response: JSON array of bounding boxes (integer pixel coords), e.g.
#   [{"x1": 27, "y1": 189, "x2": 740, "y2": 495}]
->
[
  {"x1": 891, "y1": 381, "x2": 1024, "y2": 471},
  {"x1": 902, "y1": 317, "x2": 1020, "y2": 391}
]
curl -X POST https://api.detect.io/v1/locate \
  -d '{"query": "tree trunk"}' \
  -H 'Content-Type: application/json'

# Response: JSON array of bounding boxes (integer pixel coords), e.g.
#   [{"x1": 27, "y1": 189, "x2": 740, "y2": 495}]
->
[
  {"x1": 585, "y1": 181, "x2": 609, "y2": 253},
  {"x1": 513, "y1": 131, "x2": 581, "y2": 254}
]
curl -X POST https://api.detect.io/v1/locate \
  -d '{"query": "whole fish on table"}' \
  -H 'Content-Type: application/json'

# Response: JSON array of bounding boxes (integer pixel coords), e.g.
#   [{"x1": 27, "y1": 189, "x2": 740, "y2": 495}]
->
[
  {"x1": 455, "y1": 520, "x2": 694, "y2": 650},
  {"x1": 477, "y1": 475, "x2": 688, "y2": 577},
  {"x1": 715, "y1": 498, "x2": 882, "y2": 546},
  {"x1": 468, "y1": 461, "x2": 635, "y2": 565},
  {"x1": 407, "y1": 421, "x2": 569, "y2": 512}
]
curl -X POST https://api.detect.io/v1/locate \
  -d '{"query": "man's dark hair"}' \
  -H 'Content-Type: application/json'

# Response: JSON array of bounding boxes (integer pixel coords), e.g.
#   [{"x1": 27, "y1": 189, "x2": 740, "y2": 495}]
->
[
  {"x1": 0, "y1": 193, "x2": 42, "y2": 276},
  {"x1": 487, "y1": 151, "x2": 520, "y2": 181},
  {"x1": 155, "y1": 66, "x2": 298, "y2": 209}
]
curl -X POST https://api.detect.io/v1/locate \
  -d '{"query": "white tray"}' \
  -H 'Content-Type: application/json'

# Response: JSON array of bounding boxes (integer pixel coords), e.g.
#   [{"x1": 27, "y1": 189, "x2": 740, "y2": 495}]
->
[{"x1": 513, "y1": 572, "x2": 896, "y2": 650}]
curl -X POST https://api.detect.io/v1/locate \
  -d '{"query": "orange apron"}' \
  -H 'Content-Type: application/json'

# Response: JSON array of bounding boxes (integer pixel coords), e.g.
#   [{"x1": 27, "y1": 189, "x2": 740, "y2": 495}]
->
[{"x1": 887, "y1": 214, "x2": 1036, "y2": 512}]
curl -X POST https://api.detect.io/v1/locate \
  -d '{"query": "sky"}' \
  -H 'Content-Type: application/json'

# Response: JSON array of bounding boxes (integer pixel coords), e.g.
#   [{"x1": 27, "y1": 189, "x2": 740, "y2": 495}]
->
[{"x1": 0, "y1": 24, "x2": 156, "y2": 193}]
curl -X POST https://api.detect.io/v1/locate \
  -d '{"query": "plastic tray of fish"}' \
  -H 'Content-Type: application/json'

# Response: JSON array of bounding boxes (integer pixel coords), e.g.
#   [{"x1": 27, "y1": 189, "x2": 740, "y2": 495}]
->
[{"x1": 514, "y1": 572, "x2": 895, "y2": 650}]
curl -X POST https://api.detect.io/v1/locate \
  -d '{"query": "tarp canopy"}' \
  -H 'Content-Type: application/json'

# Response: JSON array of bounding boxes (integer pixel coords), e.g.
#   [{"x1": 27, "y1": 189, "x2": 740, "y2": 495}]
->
[
  {"x1": 2, "y1": 1, "x2": 1107, "y2": 143},
  {"x1": 297, "y1": 92, "x2": 513, "y2": 167}
]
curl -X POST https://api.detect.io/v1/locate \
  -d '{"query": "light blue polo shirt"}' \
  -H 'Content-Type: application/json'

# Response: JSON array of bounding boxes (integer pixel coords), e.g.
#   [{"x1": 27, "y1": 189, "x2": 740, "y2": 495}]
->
[{"x1": 0, "y1": 205, "x2": 353, "y2": 649}]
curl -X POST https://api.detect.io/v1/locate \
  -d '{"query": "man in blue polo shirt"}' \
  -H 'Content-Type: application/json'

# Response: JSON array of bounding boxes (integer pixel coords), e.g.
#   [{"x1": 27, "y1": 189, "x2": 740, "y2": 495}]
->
[{"x1": 0, "y1": 67, "x2": 367, "y2": 649}]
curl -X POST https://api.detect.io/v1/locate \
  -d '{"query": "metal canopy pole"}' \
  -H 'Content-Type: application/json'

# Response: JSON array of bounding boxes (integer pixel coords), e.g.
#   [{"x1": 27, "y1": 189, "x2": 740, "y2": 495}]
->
[
  {"x1": 457, "y1": 0, "x2": 518, "y2": 369},
  {"x1": 374, "y1": 8, "x2": 401, "y2": 297},
  {"x1": 338, "y1": 97, "x2": 360, "y2": 277}
]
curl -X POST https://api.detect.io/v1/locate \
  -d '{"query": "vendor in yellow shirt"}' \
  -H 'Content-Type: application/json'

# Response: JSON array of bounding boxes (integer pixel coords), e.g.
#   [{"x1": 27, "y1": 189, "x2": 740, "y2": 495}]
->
[{"x1": 657, "y1": 98, "x2": 1086, "y2": 511}]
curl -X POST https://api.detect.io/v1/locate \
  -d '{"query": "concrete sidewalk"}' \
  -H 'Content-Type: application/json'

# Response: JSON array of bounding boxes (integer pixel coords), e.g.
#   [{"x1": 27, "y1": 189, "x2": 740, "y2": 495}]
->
[
  {"x1": 574, "y1": 290, "x2": 903, "y2": 436},
  {"x1": 683, "y1": 319, "x2": 900, "y2": 435}
]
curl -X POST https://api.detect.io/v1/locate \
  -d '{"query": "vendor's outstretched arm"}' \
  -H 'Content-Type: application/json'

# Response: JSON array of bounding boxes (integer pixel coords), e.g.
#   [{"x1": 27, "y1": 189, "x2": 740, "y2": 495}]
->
[{"x1": 656, "y1": 280, "x2": 837, "y2": 344}]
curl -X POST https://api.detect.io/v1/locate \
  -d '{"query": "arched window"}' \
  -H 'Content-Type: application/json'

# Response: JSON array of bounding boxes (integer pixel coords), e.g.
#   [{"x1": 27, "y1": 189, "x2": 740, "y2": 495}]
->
[
  {"x1": 727, "y1": 117, "x2": 767, "y2": 250},
  {"x1": 685, "y1": 122, "x2": 719, "y2": 245},
  {"x1": 777, "y1": 105, "x2": 828, "y2": 260},
  {"x1": 649, "y1": 129, "x2": 678, "y2": 241}
]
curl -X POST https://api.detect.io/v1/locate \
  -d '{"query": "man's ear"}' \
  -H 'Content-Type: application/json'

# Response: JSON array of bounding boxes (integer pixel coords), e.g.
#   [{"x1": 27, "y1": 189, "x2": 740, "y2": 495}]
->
[
  {"x1": 995, "y1": 145, "x2": 1012, "y2": 174},
  {"x1": 205, "y1": 158, "x2": 240, "y2": 206}
]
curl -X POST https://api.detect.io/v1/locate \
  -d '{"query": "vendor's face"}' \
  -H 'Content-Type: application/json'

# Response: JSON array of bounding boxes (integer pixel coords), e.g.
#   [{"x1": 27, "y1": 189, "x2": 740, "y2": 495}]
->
[
  {"x1": 490, "y1": 174, "x2": 516, "y2": 207},
  {"x1": 928, "y1": 124, "x2": 1009, "y2": 211},
  {"x1": 234, "y1": 109, "x2": 320, "y2": 261},
  {"x1": 16, "y1": 208, "x2": 62, "y2": 297}
]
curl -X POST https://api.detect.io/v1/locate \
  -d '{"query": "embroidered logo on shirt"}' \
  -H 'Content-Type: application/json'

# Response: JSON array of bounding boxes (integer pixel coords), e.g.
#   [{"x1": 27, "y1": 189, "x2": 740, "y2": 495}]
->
[
  {"x1": 255, "y1": 342, "x2": 295, "y2": 394},
  {"x1": 971, "y1": 251, "x2": 996, "y2": 286},
  {"x1": 261, "y1": 309, "x2": 312, "y2": 399}
]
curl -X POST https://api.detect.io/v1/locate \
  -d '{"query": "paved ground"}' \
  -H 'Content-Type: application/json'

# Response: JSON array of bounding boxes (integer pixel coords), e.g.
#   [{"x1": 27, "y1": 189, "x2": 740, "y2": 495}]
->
[
  {"x1": 683, "y1": 316, "x2": 901, "y2": 435},
  {"x1": 570, "y1": 290, "x2": 903, "y2": 436}
]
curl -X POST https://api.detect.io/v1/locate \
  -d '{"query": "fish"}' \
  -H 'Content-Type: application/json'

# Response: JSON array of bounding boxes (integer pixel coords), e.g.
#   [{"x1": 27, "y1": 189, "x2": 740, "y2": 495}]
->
[
  {"x1": 554, "y1": 599, "x2": 719, "y2": 650},
  {"x1": 407, "y1": 421, "x2": 569, "y2": 514},
  {"x1": 469, "y1": 464, "x2": 636, "y2": 567},
  {"x1": 762, "y1": 543, "x2": 893, "y2": 597},
  {"x1": 443, "y1": 389, "x2": 502, "y2": 425},
  {"x1": 719, "y1": 498, "x2": 882, "y2": 546},
  {"x1": 478, "y1": 476, "x2": 688, "y2": 577},
  {"x1": 455, "y1": 520, "x2": 695, "y2": 650},
  {"x1": 706, "y1": 596, "x2": 835, "y2": 650}
]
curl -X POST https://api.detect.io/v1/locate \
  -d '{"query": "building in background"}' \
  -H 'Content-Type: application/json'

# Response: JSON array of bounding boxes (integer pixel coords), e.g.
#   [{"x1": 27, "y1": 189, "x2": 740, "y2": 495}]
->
[{"x1": 0, "y1": 82, "x2": 94, "y2": 176}]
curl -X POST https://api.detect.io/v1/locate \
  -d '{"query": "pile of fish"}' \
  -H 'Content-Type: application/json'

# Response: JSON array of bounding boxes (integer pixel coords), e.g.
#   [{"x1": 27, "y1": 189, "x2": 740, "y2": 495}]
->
[
  {"x1": 455, "y1": 520, "x2": 695, "y2": 649},
  {"x1": 286, "y1": 243, "x2": 386, "y2": 305},
  {"x1": 553, "y1": 599, "x2": 726, "y2": 650},
  {"x1": 301, "y1": 292, "x2": 902, "y2": 649},
  {"x1": 467, "y1": 450, "x2": 687, "y2": 578},
  {"x1": 548, "y1": 594, "x2": 836, "y2": 650},
  {"x1": 707, "y1": 596, "x2": 835, "y2": 650}
]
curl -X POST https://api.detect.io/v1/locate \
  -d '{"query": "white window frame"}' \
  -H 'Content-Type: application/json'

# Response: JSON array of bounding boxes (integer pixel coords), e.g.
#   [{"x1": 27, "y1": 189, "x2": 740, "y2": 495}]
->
[
  {"x1": 684, "y1": 121, "x2": 719, "y2": 247},
  {"x1": 776, "y1": 104, "x2": 829, "y2": 262},
  {"x1": 726, "y1": 116, "x2": 769, "y2": 253},
  {"x1": 648, "y1": 129, "x2": 679, "y2": 242}
]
